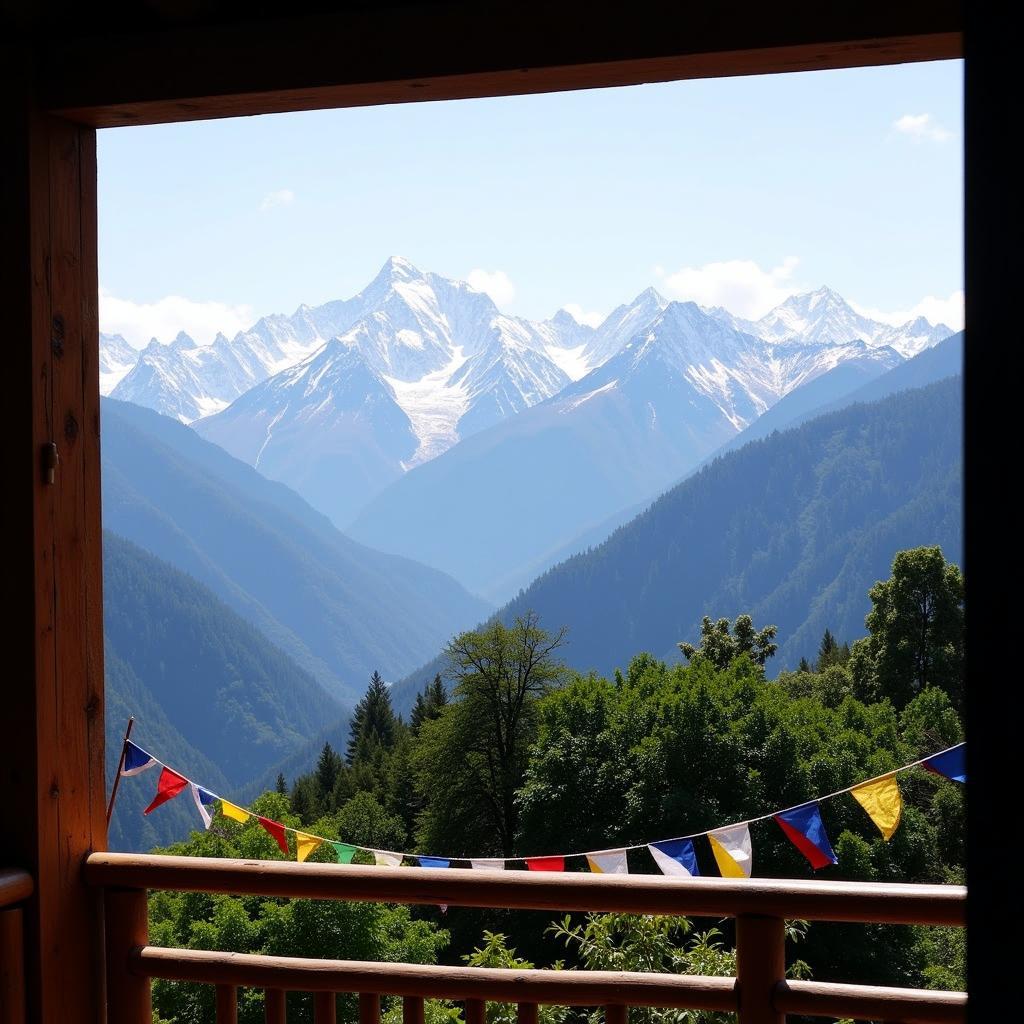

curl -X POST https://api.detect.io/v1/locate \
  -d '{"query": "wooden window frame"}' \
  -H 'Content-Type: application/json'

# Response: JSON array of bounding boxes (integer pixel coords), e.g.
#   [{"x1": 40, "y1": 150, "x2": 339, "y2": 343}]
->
[{"x1": 3, "y1": 4, "x2": 996, "y2": 1022}]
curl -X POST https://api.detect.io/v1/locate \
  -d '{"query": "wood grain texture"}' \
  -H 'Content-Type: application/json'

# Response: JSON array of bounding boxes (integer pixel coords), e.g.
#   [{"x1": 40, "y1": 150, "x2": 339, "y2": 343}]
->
[
  {"x1": 735, "y1": 916, "x2": 784, "y2": 1024},
  {"x1": 0, "y1": 872, "x2": 34, "y2": 909},
  {"x1": 216, "y1": 985, "x2": 238, "y2": 1024},
  {"x1": 315, "y1": 991, "x2": 337, "y2": 1024},
  {"x1": 84, "y1": 853, "x2": 967, "y2": 926},
  {"x1": 773, "y1": 979, "x2": 967, "y2": 1023},
  {"x1": 104, "y1": 889, "x2": 150, "y2": 1024},
  {"x1": 264, "y1": 989, "x2": 285, "y2": 1024},
  {"x1": 132, "y1": 948, "x2": 739, "y2": 1011},
  {"x1": 1, "y1": 80, "x2": 105, "y2": 1024},
  {"x1": 34, "y1": 1, "x2": 962, "y2": 127},
  {"x1": 0, "y1": 909, "x2": 27, "y2": 1024}
]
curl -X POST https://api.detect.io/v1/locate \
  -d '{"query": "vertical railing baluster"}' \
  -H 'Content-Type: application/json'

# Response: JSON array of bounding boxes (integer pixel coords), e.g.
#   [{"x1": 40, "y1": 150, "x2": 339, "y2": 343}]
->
[
  {"x1": 105, "y1": 887, "x2": 151, "y2": 1024},
  {"x1": 465, "y1": 997, "x2": 486, "y2": 1024},
  {"x1": 360, "y1": 992, "x2": 381, "y2": 1024},
  {"x1": 265, "y1": 987, "x2": 286, "y2": 1024},
  {"x1": 0, "y1": 907, "x2": 27, "y2": 1024},
  {"x1": 735, "y1": 914, "x2": 785, "y2": 1024},
  {"x1": 404, "y1": 995, "x2": 425, "y2": 1024},
  {"x1": 216, "y1": 984, "x2": 238, "y2": 1024},
  {"x1": 517, "y1": 1003, "x2": 538, "y2": 1024},
  {"x1": 605, "y1": 1005, "x2": 628, "y2": 1024},
  {"x1": 314, "y1": 991, "x2": 337, "y2": 1024}
]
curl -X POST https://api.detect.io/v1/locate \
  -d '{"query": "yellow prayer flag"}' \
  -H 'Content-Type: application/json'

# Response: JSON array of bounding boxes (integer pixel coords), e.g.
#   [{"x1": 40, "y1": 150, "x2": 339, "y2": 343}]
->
[
  {"x1": 851, "y1": 774, "x2": 902, "y2": 840},
  {"x1": 296, "y1": 832, "x2": 323, "y2": 863},
  {"x1": 220, "y1": 800, "x2": 250, "y2": 824}
]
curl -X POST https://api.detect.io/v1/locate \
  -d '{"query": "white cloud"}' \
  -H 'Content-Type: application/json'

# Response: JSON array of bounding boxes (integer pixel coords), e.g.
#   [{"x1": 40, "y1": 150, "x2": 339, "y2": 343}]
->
[
  {"x1": 99, "y1": 287, "x2": 256, "y2": 348},
  {"x1": 260, "y1": 188, "x2": 295, "y2": 211},
  {"x1": 656, "y1": 256, "x2": 803, "y2": 319},
  {"x1": 562, "y1": 303, "x2": 605, "y2": 328},
  {"x1": 892, "y1": 113, "x2": 953, "y2": 143},
  {"x1": 466, "y1": 268, "x2": 516, "y2": 307},
  {"x1": 851, "y1": 290, "x2": 964, "y2": 331}
]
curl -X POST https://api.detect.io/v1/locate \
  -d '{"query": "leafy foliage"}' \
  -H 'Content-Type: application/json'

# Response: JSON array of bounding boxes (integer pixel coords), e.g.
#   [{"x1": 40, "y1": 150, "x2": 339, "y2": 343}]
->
[{"x1": 678, "y1": 614, "x2": 778, "y2": 669}]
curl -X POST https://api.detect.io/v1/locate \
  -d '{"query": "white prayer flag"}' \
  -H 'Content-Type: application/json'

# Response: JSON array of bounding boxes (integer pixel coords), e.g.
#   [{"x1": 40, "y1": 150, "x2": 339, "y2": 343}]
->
[
  {"x1": 586, "y1": 849, "x2": 629, "y2": 874},
  {"x1": 708, "y1": 823, "x2": 752, "y2": 878},
  {"x1": 470, "y1": 858, "x2": 505, "y2": 871},
  {"x1": 374, "y1": 851, "x2": 403, "y2": 867}
]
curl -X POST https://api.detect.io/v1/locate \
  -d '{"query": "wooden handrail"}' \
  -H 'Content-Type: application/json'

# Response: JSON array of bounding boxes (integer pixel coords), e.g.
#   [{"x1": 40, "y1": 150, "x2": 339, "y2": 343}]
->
[
  {"x1": 773, "y1": 979, "x2": 967, "y2": 1022},
  {"x1": 130, "y1": 948, "x2": 967, "y2": 1023},
  {"x1": 83, "y1": 852, "x2": 965, "y2": 926},
  {"x1": 0, "y1": 870, "x2": 33, "y2": 909},
  {"x1": 131, "y1": 947, "x2": 739, "y2": 1011}
]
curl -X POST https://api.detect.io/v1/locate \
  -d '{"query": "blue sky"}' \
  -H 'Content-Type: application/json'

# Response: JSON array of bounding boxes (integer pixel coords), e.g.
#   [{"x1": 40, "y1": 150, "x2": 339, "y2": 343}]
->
[{"x1": 98, "y1": 59, "x2": 963, "y2": 346}]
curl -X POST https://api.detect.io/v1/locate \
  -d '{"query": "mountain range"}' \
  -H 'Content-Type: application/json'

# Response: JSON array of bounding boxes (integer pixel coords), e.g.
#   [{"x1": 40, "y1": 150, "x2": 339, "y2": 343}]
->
[
  {"x1": 101, "y1": 259, "x2": 952, "y2": 599},
  {"x1": 390, "y1": 372, "x2": 963, "y2": 715}
]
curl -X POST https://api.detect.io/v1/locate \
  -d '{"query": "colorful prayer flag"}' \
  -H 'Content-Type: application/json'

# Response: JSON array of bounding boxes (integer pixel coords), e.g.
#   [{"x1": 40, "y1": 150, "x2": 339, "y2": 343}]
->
[
  {"x1": 774, "y1": 802, "x2": 837, "y2": 869},
  {"x1": 295, "y1": 832, "x2": 322, "y2": 863},
  {"x1": 190, "y1": 784, "x2": 217, "y2": 829},
  {"x1": 418, "y1": 856, "x2": 451, "y2": 868},
  {"x1": 648, "y1": 838, "x2": 699, "y2": 877},
  {"x1": 121, "y1": 740, "x2": 157, "y2": 776},
  {"x1": 470, "y1": 859, "x2": 505, "y2": 871},
  {"x1": 525, "y1": 856, "x2": 564, "y2": 872},
  {"x1": 586, "y1": 850, "x2": 629, "y2": 874},
  {"x1": 708, "y1": 824, "x2": 752, "y2": 878},
  {"x1": 923, "y1": 743, "x2": 966, "y2": 783},
  {"x1": 374, "y1": 851, "x2": 403, "y2": 867},
  {"x1": 850, "y1": 774, "x2": 902, "y2": 840},
  {"x1": 258, "y1": 816, "x2": 289, "y2": 854},
  {"x1": 220, "y1": 800, "x2": 250, "y2": 824},
  {"x1": 331, "y1": 842, "x2": 357, "y2": 864},
  {"x1": 143, "y1": 766, "x2": 189, "y2": 815}
]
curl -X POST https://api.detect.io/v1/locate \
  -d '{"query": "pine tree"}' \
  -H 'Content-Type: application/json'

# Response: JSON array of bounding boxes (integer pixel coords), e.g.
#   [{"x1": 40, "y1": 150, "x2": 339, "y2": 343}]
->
[
  {"x1": 275, "y1": 772, "x2": 287, "y2": 795},
  {"x1": 315, "y1": 742, "x2": 343, "y2": 798},
  {"x1": 410, "y1": 673, "x2": 449, "y2": 734},
  {"x1": 798, "y1": 656, "x2": 811, "y2": 673},
  {"x1": 347, "y1": 671, "x2": 397, "y2": 763}
]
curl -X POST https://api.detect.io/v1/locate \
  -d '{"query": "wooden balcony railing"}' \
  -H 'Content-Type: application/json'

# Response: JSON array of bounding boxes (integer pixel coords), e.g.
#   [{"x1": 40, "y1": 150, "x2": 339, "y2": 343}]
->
[
  {"x1": 84, "y1": 852, "x2": 967, "y2": 1024},
  {"x1": 0, "y1": 868, "x2": 33, "y2": 1024}
]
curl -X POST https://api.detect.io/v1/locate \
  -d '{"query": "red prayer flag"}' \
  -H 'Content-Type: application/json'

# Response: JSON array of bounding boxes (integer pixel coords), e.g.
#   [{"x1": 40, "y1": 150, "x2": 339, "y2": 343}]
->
[
  {"x1": 143, "y1": 766, "x2": 189, "y2": 815},
  {"x1": 258, "y1": 816, "x2": 290, "y2": 854},
  {"x1": 525, "y1": 856, "x2": 564, "y2": 872}
]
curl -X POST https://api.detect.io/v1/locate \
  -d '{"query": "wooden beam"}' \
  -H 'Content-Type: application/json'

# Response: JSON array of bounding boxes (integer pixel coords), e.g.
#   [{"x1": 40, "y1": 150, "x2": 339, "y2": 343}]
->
[
  {"x1": 132, "y1": 947, "x2": 739, "y2": 1011},
  {"x1": 83, "y1": 853, "x2": 967, "y2": 926},
  {"x1": 36, "y1": 1, "x2": 962, "y2": 127},
  {"x1": 0, "y1": 40, "x2": 106, "y2": 1024}
]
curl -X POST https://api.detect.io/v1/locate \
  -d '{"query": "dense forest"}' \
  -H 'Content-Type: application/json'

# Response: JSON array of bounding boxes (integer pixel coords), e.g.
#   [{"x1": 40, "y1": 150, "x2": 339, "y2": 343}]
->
[{"x1": 144, "y1": 546, "x2": 965, "y2": 1024}]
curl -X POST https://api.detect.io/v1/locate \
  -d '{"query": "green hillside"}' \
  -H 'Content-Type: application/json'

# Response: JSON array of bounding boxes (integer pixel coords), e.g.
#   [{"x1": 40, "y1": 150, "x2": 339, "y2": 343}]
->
[{"x1": 104, "y1": 531, "x2": 340, "y2": 849}]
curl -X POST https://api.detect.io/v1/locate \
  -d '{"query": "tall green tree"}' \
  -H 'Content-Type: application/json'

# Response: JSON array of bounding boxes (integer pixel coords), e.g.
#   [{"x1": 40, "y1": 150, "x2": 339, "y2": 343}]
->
[
  {"x1": 849, "y1": 547, "x2": 965, "y2": 709},
  {"x1": 316, "y1": 742, "x2": 344, "y2": 798},
  {"x1": 678, "y1": 614, "x2": 778, "y2": 670},
  {"x1": 411, "y1": 674, "x2": 449, "y2": 734},
  {"x1": 348, "y1": 671, "x2": 398, "y2": 763},
  {"x1": 414, "y1": 613, "x2": 567, "y2": 857}
]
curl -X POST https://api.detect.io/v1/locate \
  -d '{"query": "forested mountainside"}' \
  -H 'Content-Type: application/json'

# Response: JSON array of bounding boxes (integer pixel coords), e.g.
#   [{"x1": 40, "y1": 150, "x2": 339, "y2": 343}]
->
[
  {"x1": 101, "y1": 398, "x2": 490, "y2": 702},
  {"x1": 104, "y1": 532, "x2": 338, "y2": 850},
  {"x1": 392, "y1": 377, "x2": 962, "y2": 713}
]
